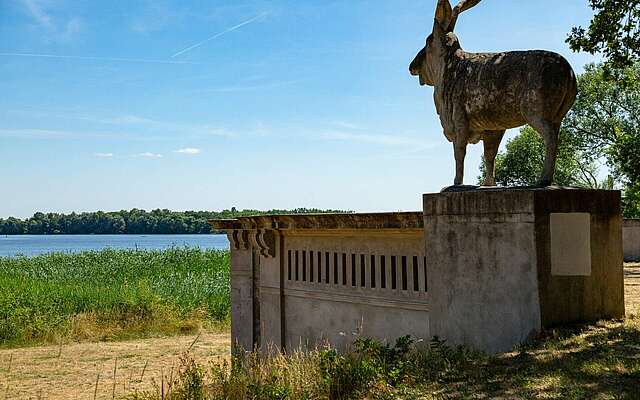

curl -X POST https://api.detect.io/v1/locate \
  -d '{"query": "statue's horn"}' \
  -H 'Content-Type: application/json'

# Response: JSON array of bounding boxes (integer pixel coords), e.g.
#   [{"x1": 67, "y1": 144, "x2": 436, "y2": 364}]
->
[{"x1": 448, "y1": 0, "x2": 481, "y2": 31}]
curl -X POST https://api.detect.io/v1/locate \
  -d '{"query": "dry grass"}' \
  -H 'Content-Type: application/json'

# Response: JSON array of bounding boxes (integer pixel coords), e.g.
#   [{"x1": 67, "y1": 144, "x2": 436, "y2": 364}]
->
[
  {"x1": 625, "y1": 262, "x2": 640, "y2": 315},
  {"x1": 0, "y1": 330, "x2": 229, "y2": 400}
]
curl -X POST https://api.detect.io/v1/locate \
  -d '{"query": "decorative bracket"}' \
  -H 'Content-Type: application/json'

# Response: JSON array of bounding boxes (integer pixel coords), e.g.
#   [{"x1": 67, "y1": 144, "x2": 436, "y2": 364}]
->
[
  {"x1": 228, "y1": 229, "x2": 250, "y2": 250},
  {"x1": 250, "y1": 229, "x2": 276, "y2": 258}
]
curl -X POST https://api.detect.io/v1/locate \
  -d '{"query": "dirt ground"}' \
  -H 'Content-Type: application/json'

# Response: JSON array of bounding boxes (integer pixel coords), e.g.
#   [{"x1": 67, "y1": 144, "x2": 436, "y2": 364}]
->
[
  {"x1": 1, "y1": 263, "x2": 639, "y2": 400},
  {"x1": 0, "y1": 331, "x2": 229, "y2": 400},
  {"x1": 625, "y1": 262, "x2": 640, "y2": 315}
]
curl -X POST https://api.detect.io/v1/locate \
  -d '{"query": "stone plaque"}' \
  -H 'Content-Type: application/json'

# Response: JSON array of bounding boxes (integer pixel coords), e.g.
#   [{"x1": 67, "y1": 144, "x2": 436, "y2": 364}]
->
[{"x1": 550, "y1": 213, "x2": 592, "y2": 276}]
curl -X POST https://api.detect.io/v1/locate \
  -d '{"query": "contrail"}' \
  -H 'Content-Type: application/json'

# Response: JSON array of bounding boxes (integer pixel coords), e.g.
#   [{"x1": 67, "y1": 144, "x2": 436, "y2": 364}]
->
[
  {"x1": 171, "y1": 12, "x2": 267, "y2": 58},
  {"x1": 0, "y1": 52, "x2": 198, "y2": 65}
]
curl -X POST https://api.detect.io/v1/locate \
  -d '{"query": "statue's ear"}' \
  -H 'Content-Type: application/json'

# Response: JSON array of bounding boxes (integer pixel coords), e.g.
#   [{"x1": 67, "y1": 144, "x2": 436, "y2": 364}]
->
[{"x1": 434, "y1": 0, "x2": 453, "y2": 32}]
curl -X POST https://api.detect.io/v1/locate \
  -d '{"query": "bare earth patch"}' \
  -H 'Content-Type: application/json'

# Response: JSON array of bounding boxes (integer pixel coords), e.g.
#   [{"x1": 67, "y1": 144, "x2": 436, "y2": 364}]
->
[
  {"x1": 625, "y1": 262, "x2": 640, "y2": 315},
  {"x1": 0, "y1": 330, "x2": 229, "y2": 399}
]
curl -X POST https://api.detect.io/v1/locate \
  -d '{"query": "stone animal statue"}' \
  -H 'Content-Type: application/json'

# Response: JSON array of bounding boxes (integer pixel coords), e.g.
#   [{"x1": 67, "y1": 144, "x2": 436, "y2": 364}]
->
[{"x1": 409, "y1": 0, "x2": 577, "y2": 186}]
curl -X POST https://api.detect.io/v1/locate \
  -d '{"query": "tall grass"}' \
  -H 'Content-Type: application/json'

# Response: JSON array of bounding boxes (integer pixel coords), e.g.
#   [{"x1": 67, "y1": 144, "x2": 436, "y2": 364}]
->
[
  {"x1": 124, "y1": 318, "x2": 640, "y2": 400},
  {"x1": 122, "y1": 336, "x2": 479, "y2": 400},
  {"x1": 0, "y1": 248, "x2": 230, "y2": 347}
]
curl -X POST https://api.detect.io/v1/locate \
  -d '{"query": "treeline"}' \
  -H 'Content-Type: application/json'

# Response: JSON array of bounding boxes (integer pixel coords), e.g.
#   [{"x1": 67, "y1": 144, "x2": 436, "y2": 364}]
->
[{"x1": 0, "y1": 208, "x2": 348, "y2": 235}]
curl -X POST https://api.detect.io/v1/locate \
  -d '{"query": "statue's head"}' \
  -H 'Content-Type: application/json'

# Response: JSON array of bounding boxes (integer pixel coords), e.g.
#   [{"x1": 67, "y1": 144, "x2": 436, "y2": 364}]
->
[{"x1": 409, "y1": 0, "x2": 481, "y2": 86}]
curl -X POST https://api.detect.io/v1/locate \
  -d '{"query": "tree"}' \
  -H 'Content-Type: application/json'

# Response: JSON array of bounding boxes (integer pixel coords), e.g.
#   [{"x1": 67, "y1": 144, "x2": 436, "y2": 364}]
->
[
  {"x1": 623, "y1": 183, "x2": 640, "y2": 217},
  {"x1": 0, "y1": 208, "x2": 351, "y2": 235},
  {"x1": 567, "y1": 0, "x2": 640, "y2": 72},
  {"x1": 478, "y1": 126, "x2": 599, "y2": 188}
]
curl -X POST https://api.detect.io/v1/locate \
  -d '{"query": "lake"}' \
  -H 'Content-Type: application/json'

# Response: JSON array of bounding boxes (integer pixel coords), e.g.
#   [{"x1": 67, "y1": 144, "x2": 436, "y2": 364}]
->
[{"x1": 0, "y1": 234, "x2": 230, "y2": 257}]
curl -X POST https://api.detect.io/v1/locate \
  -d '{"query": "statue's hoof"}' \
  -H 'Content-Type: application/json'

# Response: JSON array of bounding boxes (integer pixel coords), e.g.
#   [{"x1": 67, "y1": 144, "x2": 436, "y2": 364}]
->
[
  {"x1": 440, "y1": 185, "x2": 480, "y2": 193},
  {"x1": 535, "y1": 181, "x2": 553, "y2": 188}
]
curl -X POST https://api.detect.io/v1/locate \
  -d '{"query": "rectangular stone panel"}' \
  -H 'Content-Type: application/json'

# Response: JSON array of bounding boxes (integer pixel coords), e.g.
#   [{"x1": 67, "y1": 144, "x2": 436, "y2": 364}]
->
[
  {"x1": 550, "y1": 213, "x2": 591, "y2": 276},
  {"x1": 623, "y1": 219, "x2": 640, "y2": 261}
]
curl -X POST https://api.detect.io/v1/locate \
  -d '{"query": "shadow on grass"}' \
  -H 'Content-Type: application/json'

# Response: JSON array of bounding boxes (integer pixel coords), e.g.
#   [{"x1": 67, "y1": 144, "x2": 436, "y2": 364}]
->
[{"x1": 427, "y1": 320, "x2": 640, "y2": 399}]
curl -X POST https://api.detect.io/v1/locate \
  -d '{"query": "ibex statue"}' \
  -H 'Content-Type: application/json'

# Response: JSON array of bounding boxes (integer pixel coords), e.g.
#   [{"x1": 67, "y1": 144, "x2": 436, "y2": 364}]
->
[{"x1": 410, "y1": 0, "x2": 577, "y2": 187}]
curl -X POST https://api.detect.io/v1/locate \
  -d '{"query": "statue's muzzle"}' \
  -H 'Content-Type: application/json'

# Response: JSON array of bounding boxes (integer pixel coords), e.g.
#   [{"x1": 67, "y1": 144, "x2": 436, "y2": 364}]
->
[
  {"x1": 409, "y1": 48, "x2": 426, "y2": 82},
  {"x1": 409, "y1": 61, "x2": 421, "y2": 76}
]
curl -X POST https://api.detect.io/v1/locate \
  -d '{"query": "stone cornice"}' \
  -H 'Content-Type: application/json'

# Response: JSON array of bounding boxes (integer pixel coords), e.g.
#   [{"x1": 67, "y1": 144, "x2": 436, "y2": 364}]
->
[{"x1": 209, "y1": 212, "x2": 423, "y2": 232}]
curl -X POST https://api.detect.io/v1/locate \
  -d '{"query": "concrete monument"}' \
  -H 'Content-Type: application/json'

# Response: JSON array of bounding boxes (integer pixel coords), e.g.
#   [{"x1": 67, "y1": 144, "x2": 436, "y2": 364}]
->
[
  {"x1": 211, "y1": 1, "x2": 625, "y2": 355},
  {"x1": 409, "y1": 0, "x2": 578, "y2": 186},
  {"x1": 212, "y1": 200, "x2": 625, "y2": 354}
]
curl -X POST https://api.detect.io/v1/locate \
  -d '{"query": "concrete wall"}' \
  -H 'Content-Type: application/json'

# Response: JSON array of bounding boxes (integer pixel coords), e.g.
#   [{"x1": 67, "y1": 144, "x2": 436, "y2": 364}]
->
[
  {"x1": 423, "y1": 190, "x2": 542, "y2": 353},
  {"x1": 211, "y1": 213, "x2": 428, "y2": 352},
  {"x1": 282, "y1": 232, "x2": 429, "y2": 350},
  {"x1": 624, "y1": 220, "x2": 640, "y2": 261},
  {"x1": 423, "y1": 188, "x2": 625, "y2": 353},
  {"x1": 213, "y1": 195, "x2": 625, "y2": 355},
  {"x1": 534, "y1": 189, "x2": 625, "y2": 326},
  {"x1": 226, "y1": 231, "x2": 255, "y2": 351}
]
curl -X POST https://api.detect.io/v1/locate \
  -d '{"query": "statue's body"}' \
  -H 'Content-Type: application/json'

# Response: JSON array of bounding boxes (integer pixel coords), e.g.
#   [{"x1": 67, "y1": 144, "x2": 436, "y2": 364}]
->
[{"x1": 410, "y1": 0, "x2": 577, "y2": 186}]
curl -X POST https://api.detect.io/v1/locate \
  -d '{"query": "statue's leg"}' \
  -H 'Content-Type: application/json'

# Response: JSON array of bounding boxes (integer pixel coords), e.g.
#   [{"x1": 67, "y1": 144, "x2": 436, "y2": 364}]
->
[
  {"x1": 528, "y1": 118, "x2": 559, "y2": 186},
  {"x1": 482, "y1": 130, "x2": 506, "y2": 186},
  {"x1": 453, "y1": 139, "x2": 467, "y2": 185},
  {"x1": 452, "y1": 109, "x2": 470, "y2": 186}
]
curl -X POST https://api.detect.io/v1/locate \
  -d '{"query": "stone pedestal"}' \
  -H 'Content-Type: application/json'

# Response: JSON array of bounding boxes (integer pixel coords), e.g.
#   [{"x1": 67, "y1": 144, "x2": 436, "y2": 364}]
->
[{"x1": 423, "y1": 188, "x2": 625, "y2": 353}]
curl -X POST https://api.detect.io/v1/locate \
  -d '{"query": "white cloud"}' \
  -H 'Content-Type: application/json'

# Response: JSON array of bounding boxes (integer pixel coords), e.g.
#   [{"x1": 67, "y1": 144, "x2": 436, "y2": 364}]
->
[
  {"x1": 104, "y1": 115, "x2": 159, "y2": 125},
  {"x1": 321, "y1": 131, "x2": 429, "y2": 147},
  {"x1": 0, "y1": 128, "x2": 71, "y2": 138},
  {"x1": 94, "y1": 152, "x2": 113, "y2": 158},
  {"x1": 21, "y1": 0, "x2": 53, "y2": 28},
  {"x1": 138, "y1": 152, "x2": 163, "y2": 158},
  {"x1": 331, "y1": 121, "x2": 363, "y2": 130},
  {"x1": 175, "y1": 148, "x2": 201, "y2": 155},
  {"x1": 198, "y1": 79, "x2": 300, "y2": 93},
  {"x1": 62, "y1": 18, "x2": 82, "y2": 40},
  {"x1": 20, "y1": 0, "x2": 83, "y2": 42},
  {"x1": 130, "y1": 0, "x2": 175, "y2": 34},
  {"x1": 0, "y1": 127, "x2": 154, "y2": 141},
  {"x1": 0, "y1": 53, "x2": 195, "y2": 65}
]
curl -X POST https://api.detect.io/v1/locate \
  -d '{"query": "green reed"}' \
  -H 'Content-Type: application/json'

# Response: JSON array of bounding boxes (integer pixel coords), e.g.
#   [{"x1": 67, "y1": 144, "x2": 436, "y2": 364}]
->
[{"x1": 0, "y1": 247, "x2": 230, "y2": 347}]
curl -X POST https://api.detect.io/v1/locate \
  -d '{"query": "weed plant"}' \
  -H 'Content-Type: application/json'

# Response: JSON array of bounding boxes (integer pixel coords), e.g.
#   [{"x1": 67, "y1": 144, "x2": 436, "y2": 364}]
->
[
  {"x1": 123, "y1": 317, "x2": 640, "y2": 399},
  {"x1": 0, "y1": 248, "x2": 230, "y2": 347},
  {"x1": 123, "y1": 336, "x2": 479, "y2": 400}
]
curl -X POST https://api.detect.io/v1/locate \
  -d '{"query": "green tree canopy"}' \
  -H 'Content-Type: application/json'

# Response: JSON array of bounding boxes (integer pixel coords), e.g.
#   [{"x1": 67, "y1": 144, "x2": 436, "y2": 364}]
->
[
  {"x1": 0, "y1": 208, "x2": 350, "y2": 235},
  {"x1": 567, "y1": 0, "x2": 640, "y2": 71}
]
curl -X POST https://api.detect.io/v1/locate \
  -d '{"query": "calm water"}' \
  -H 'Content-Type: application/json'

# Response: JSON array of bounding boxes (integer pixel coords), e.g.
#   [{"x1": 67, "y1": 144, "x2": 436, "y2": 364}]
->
[{"x1": 0, "y1": 234, "x2": 230, "y2": 257}]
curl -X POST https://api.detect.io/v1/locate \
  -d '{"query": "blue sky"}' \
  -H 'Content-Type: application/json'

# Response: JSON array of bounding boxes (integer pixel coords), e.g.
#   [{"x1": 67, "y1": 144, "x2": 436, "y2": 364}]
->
[{"x1": 1, "y1": 0, "x2": 599, "y2": 218}]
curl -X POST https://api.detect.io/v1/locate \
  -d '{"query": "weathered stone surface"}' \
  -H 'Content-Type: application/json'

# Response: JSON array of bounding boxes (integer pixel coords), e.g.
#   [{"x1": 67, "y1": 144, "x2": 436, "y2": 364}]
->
[
  {"x1": 623, "y1": 220, "x2": 640, "y2": 261},
  {"x1": 210, "y1": 213, "x2": 428, "y2": 352},
  {"x1": 423, "y1": 188, "x2": 625, "y2": 353},
  {"x1": 211, "y1": 189, "x2": 625, "y2": 354},
  {"x1": 210, "y1": 212, "x2": 424, "y2": 232},
  {"x1": 410, "y1": 0, "x2": 577, "y2": 186}
]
